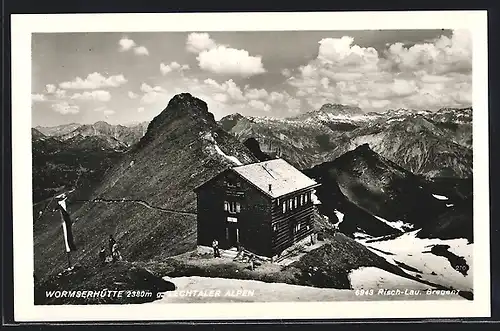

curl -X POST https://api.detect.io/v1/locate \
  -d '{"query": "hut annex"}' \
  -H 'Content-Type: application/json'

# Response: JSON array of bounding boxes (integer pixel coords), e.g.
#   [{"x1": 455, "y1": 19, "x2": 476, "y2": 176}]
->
[{"x1": 194, "y1": 159, "x2": 320, "y2": 258}]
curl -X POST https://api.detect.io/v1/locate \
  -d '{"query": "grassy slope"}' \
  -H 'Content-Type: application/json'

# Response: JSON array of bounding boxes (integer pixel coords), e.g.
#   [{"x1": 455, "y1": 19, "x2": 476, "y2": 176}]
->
[{"x1": 34, "y1": 94, "x2": 257, "y2": 282}]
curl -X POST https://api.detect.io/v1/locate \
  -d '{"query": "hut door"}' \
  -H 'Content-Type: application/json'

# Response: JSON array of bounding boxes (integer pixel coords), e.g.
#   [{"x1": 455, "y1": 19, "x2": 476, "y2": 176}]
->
[{"x1": 226, "y1": 226, "x2": 239, "y2": 248}]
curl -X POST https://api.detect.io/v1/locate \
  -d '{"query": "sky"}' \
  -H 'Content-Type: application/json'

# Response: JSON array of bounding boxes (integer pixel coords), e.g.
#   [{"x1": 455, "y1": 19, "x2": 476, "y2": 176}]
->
[{"x1": 31, "y1": 29, "x2": 472, "y2": 127}]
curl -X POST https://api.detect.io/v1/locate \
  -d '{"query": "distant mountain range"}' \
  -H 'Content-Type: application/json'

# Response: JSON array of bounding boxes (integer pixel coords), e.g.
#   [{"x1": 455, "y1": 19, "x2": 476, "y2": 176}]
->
[
  {"x1": 35, "y1": 121, "x2": 149, "y2": 149},
  {"x1": 219, "y1": 105, "x2": 472, "y2": 178}
]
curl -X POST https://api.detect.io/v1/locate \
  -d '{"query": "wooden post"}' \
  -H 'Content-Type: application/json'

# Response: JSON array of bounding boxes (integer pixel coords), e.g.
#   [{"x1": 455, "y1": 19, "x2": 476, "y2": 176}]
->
[{"x1": 66, "y1": 252, "x2": 72, "y2": 269}]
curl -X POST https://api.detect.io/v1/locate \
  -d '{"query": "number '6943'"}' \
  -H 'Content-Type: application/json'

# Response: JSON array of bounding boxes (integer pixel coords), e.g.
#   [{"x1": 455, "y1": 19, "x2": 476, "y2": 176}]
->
[{"x1": 355, "y1": 289, "x2": 374, "y2": 296}]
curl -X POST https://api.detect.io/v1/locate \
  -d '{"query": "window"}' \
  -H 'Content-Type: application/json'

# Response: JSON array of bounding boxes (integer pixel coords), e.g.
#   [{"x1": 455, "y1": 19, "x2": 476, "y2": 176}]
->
[
  {"x1": 225, "y1": 201, "x2": 241, "y2": 214},
  {"x1": 305, "y1": 193, "x2": 309, "y2": 203},
  {"x1": 294, "y1": 197, "x2": 298, "y2": 209},
  {"x1": 288, "y1": 199, "x2": 293, "y2": 210},
  {"x1": 282, "y1": 201, "x2": 286, "y2": 213},
  {"x1": 299, "y1": 194, "x2": 304, "y2": 205},
  {"x1": 273, "y1": 223, "x2": 278, "y2": 232},
  {"x1": 294, "y1": 223, "x2": 301, "y2": 233}
]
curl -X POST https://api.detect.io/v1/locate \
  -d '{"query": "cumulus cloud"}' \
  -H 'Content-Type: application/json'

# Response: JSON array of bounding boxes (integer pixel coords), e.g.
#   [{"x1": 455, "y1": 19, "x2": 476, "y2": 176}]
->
[
  {"x1": 59, "y1": 72, "x2": 127, "y2": 89},
  {"x1": 51, "y1": 102, "x2": 79, "y2": 115},
  {"x1": 245, "y1": 88, "x2": 268, "y2": 100},
  {"x1": 186, "y1": 32, "x2": 217, "y2": 53},
  {"x1": 31, "y1": 94, "x2": 47, "y2": 102},
  {"x1": 385, "y1": 30, "x2": 472, "y2": 75},
  {"x1": 286, "y1": 29, "x2": 472, "y2": 112},
  {"x1": 119, "y1": 36, "x2": 150, "y2": 56},
  {"x1": 248, "y1": 100, "x2": 271, "y2": 112},
  {"x1": 70, "y1": 90, "x2": 111, "y2": 102},
  {"x1": 128, "y1": 91, "x2": 138, "y2": 99},
  {"x1": 134, "y1": 46, "x2": 149, "y2": 56},
  {"x1": 281, "y1": 68, "x2": 292, "y2": 77},
  {"x1": 317, "y1": 36, "x2": 380, "y2": 71},
  {"x1": 187, "y1": 33, "x2": 266, "y2": 77},
  {"x1": 197, "y1": 46, "x2": 266, "y2": 77},
  {"x1": 203, "y1": 78, "x2": 245, "y2": 101},
  {"x1": 45, "y1": 84, "x2": 57, "y2": 94},
  {"x1": 138, "y1": 107, "x2": 145, "y2": 113},
  {"x1": 119, "y1": 37, "x2": 136, "y2": 51},
  {"x1": 268, "y1": 91, "x2": 285, "y2": 103},
  {"x1": 160, "y1": 62, "x2": 190, "y2": 75},
  {"x1": 140, "y1": 83, "x2": 168, "y2": 104},
  {"x1": 213, "y1": 93, "x2": 229, "y2": 103}
]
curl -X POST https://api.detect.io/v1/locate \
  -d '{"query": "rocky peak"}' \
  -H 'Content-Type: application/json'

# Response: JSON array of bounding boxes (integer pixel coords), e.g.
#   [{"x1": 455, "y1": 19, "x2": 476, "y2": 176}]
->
[{"x1": 318, "y1": 103, "x2": 364, "y2": 116}]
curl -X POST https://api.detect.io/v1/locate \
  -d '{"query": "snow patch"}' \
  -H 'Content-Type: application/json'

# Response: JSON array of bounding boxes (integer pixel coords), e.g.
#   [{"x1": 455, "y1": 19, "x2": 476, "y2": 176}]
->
[
  {"x1": 201, "y1": 132, "x2": 243, "y2": 165},
  {"x1": 349, "y1": 267, "x2": 432, "y2": 291},
  {"x1": 386, "y1": 117, "x2": 405, "y2": 124},
  {"x1": 214, "y1": 145, "x2": 243, "y2": 165},
  {"x1": 333, "y1": 209, "x2": 344, "y2": 227},
  {"x1": 357, "y1": 230, "x2": 473, "y2": 292},
  {"x1": 446, "y1": 204, "x2": 454, "y2": 208},
  {"x1": 311, "y1": 191, "x2": 321, "y2": 205},
  {"x1": 432, "y1": 194, "x2": 449, "y2": 201},
  {"x1": 373, "y1": 215, "x2": 414, "y2": 232}
]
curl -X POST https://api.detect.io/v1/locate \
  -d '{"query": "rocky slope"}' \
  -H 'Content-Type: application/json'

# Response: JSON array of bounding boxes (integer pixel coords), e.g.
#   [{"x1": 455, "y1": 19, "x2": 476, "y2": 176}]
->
[
  {"x1": 34, "y1": 93, "x2": 258, "y2": 281},
  {"x1": 304, "y1": 144, "x2": 472, "y2": 241},
  {"x1": 219, "y1": 114, "x2": 340, "y2": 169}
]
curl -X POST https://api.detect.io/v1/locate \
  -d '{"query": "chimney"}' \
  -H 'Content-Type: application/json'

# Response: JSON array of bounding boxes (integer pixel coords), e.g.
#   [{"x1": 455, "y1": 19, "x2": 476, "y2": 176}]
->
[{"x1": 268, "y1": 184, "x2": 272, "y2": 192}]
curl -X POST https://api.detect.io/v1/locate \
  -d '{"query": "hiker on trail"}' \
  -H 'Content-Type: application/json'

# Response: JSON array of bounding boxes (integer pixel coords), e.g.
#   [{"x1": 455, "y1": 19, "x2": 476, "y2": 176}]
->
[
  {"x1": 212, "y1": 239, "x2": 220, "y2": 258},
  {"x1": 109, "y1": 234, "x2": 116, "y2": 256},
  {"x1": 249, "y1": 254, "x2": 255, "y2": 271},
  {"x1": 112, "y1": 242, "x2": 122, "y2": 262},
  {"x1": 99, "y1": 246, "x2": 106, "y2": 265}
]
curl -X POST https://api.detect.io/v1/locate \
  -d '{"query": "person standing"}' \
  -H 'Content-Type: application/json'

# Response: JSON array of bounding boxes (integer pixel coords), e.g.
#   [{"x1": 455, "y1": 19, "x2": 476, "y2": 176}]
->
[
  {"x1": 99, "y1": 246, "x2": 106, "y2": 265},
  {"x1": 108, "y1": 234, "x2": 116, "y2": 256},
  {"x1": 212, "y1": 239, "x2": 220, "y2": 258},
  {"x1": 112, "y1": 242, "x2": 122, "y2": 262}
]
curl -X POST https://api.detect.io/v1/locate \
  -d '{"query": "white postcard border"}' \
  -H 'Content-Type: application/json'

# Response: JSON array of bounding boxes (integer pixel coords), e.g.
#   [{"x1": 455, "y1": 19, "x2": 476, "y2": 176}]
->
[{"x1": 11, "y1": 10, "x2": 490, "y2": 321}]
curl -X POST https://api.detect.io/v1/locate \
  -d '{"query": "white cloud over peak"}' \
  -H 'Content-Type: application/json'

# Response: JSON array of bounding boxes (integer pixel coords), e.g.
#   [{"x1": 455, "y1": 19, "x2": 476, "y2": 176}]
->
[
  {"x1": 59, "y1": 72, "x2": 127, "y2": 89},
  {"x1": 245, "y1": 88, "x2": 269, "y2": 100},
  {"x1": 140, "y1": 83, "x2": 168, "y2": 104},
  {"x1": 248, "y1": 99, "x2": 271, "y2": 112},
  {"x1": 186, "y1": 33, "x2": 217, "y2": 53},
  {"x1": 51, "y1": 102, "x2": 79, "y2": 115},
  {"x1": 286, "y1": 30, "x2": 472, "y2": 112},
  {"x1": 187, "y1": 33, "x2": 266, "y2": 77},
  {"x1": 197, "y1": 46, "x2": 266, "y2": 77}
]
